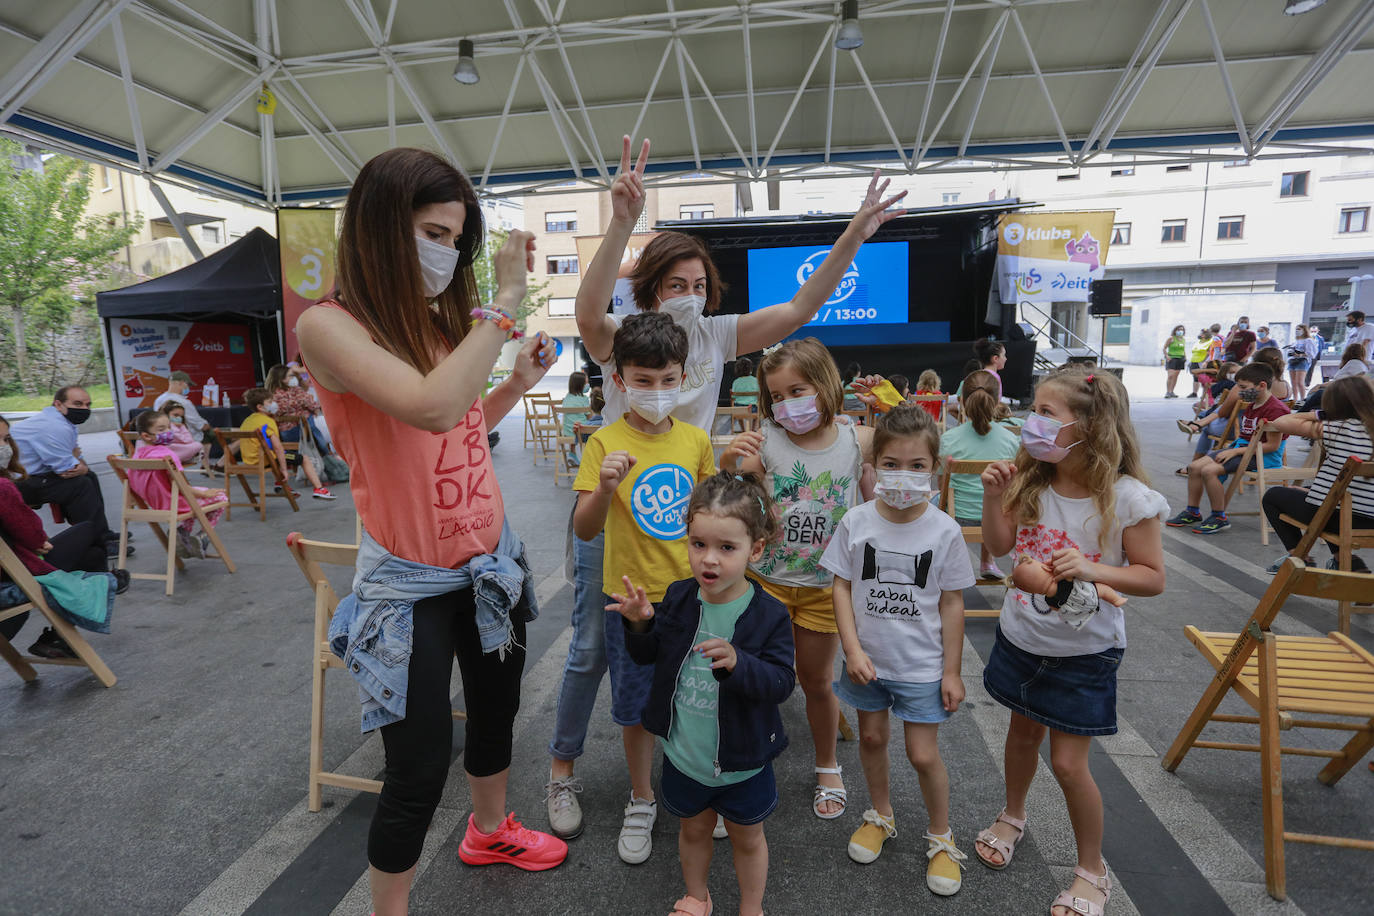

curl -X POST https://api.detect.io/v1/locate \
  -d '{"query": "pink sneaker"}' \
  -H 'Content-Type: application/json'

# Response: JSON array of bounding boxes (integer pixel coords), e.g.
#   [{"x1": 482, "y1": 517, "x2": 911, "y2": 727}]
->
[{"x1": 458, "y1": 813, "x2": 567, "y2": 871}]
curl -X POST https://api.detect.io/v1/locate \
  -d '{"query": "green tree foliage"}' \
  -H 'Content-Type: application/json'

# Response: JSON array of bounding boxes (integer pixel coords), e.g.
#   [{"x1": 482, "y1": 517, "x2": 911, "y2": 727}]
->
[
  {"x1": 471, "y1": 227, "x2": 549, "y2": 330},
  {"x1": 0, "y1": 139, "x2": 142, "y2": 393}
]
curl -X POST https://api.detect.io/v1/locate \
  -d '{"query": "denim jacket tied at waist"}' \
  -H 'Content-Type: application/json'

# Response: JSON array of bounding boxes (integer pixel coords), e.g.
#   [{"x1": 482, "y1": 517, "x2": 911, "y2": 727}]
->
[{"x1": 328, "y1": 523, "x2": 538, "y2": 732}]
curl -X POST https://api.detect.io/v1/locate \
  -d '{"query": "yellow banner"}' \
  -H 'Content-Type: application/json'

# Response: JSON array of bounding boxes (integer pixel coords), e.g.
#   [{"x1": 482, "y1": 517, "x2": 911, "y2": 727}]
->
[
  {"x1": 277, "y1": 208, "x2": 338, "y2": 360},
  {"x1": 996, "y1": 210, "x2": 1114, "y2": 304}
]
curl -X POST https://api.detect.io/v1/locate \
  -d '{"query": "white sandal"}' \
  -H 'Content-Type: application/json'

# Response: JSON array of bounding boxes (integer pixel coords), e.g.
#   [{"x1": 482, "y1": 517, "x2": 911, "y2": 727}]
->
[
  {"x1": 813, "y1": 765, "x2": 847, "y2": 819},
  {"x1": 1049, "y1": 861, "x2": 1111, "y2": 916}
]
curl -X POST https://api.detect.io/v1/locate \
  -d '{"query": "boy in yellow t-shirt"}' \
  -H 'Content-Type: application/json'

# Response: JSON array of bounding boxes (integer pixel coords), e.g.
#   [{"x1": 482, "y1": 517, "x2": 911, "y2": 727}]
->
[
  {"x1": 571, "y1": 312, "x2": 715, "y2": 865},
  {"x1": 238, "y1": 387, "x2": 335, "y2": 500}
]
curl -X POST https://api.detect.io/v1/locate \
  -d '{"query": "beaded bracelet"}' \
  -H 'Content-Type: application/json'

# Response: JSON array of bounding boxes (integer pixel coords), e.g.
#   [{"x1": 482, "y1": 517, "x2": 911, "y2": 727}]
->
[{"x1": 470, "y1": 307, "x2": 524, "y2": 340}]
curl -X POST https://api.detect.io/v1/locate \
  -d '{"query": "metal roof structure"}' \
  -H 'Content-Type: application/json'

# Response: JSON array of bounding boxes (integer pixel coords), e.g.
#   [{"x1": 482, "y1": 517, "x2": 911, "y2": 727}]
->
[{"x1": 3, "y1": 0, "x2": 1374, "y2": 208}]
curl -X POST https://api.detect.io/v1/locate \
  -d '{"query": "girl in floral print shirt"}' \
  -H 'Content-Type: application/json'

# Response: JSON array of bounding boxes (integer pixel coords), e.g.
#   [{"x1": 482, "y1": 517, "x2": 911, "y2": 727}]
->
[
  {"x1": 721, "y1": 338, "x2": 873, "y2": 821},
  {"x1": 975, "y1": 367, "x2": 1167, "y2": 916}
]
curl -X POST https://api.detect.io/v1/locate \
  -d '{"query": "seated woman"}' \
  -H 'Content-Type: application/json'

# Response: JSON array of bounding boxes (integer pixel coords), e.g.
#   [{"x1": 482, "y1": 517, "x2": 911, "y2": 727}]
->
[
  {"x1": 941, "y1": 370, "x2": 1020, "y2": 579},
  {"x1": 264, "y1": 362, "x2": 322, "y2": 447},
  {"x1": 128, "y1": 410, "x2": 227, "y2": 559},
  {"x1": 1252, "y1": 348, "x2": 1292, "y2": 401},
  {"x1": 560, "y1": 371, "x2": 591, "y2": 437},
  {"x1": 730, "y1": 357, "x2": 760, "y2": 409},
  {"x1": 160, "y1": 402, "x2": 203, "y2": 467},
  {"x1": 0, "y1": 416, "x2": 127, "y2": 658},
  {"x1": 1260, "y1": 375, "x2": 1374, "y2": 573},
  {"x1": 1297, "y1": 344, "x2": 1370, "y2": 412}
]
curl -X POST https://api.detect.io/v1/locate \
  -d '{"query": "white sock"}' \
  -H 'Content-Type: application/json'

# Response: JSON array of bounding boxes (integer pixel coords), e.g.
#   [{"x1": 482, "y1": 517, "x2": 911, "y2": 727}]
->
[{"x1": 928, "y1": 827, "x2": 952, "y2": 840}]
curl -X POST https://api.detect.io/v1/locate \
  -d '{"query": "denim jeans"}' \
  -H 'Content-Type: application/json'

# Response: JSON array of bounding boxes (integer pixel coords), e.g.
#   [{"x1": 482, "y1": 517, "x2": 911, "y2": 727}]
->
[
  {"x1": 548, "y1": 524, "x2": 607, "y2": 761},
  {"x1": 1192, "y1": 416, "x2": 1229, "y2": 457}
]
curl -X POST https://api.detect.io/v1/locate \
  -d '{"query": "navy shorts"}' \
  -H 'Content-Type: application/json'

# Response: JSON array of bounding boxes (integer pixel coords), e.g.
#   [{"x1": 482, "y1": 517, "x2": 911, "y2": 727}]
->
[
  {"x1": 603, "y1": 605, "x2": 653, "y2": 726},
  {"x1": 982, "y1": 627, "x2": 1123, "y2": 736},
  {"x1": 659, "y1": 756, "x2": 778, "y2": 826}
]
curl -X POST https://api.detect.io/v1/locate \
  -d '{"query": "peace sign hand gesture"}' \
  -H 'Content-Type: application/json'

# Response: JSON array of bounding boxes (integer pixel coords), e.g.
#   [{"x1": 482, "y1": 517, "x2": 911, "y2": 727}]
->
[
  {"x1": 847, "y1": 170, "x2": 909, "y2": 242},
  {"x1": 611, "y1": 135, "x2": 651, "y2": 224}
]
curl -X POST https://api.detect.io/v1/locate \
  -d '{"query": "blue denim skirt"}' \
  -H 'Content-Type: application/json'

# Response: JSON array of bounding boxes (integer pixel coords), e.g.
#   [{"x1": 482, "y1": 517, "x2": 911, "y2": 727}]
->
[{"x1": 982, "y1": 627, "x2": 1123, "y2": 736}]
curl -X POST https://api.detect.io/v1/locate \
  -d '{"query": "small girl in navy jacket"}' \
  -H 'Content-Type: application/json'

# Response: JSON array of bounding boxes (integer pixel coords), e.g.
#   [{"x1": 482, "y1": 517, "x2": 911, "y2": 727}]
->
[{"x1": 609, "y1": 471, "x2": 795, "y2": 916}]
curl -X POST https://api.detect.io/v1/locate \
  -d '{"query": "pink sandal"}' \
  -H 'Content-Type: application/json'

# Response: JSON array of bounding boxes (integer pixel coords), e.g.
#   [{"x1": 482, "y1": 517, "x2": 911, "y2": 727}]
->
[
  {"x1": 974, "y1": 808, "x2": 1027, "y2": 869},
  {"x1": 1050, "y1": 862, "x2": 1111, "y2": 916},
  {"x1": 670, "y1": 892, "x2": 712, "y2": 916}
]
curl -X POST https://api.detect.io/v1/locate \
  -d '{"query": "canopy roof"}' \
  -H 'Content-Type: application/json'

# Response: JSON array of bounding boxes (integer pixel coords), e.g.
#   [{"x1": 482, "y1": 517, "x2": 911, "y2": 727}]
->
[
  {"x1": 4, "y1": 0, "x2": 1374, "y2": 206},
  {"x1": 96, "y1": 226, "x2": 280, "y2": 317}
]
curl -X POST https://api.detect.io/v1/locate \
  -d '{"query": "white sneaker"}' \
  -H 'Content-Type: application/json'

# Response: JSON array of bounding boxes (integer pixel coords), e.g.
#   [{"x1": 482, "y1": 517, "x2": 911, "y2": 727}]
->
[
  {"x1": 712, "y1": 813, "x2": 727, "y2": 840},
  {"x1": 544, "y1": 774, "x2": 584, "y2": 840},
  {"x1": 617, "y1": 795, "x2": 657, "y2": 864}
]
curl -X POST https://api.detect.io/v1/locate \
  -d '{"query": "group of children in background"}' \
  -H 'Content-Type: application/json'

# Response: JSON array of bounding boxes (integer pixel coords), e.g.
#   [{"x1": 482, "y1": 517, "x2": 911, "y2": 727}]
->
[{"x1": 569, "y1": 312, "x2": 1166, "y2": 916}]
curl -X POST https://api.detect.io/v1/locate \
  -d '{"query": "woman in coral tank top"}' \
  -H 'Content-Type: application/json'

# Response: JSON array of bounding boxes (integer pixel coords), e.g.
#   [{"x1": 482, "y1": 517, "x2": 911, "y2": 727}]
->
[{"x1": 297, "y1": 148, "x2": 564, "y2": 915}]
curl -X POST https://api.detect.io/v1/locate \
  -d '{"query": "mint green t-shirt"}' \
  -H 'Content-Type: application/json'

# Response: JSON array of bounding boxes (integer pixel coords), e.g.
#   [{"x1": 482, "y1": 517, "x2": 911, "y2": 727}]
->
[
  {"x1": 560, "y1": 393, "x2": 590, "y2": 436},
  {"x1": 731, "y1": 376, "x2": 759, "y2": 407},
  {"x1": 661, "y1": 585, "x2": 763, "y2": 786},
  {"x1": 940, "y1": 420, "x2": 1020, "y2": 521}
]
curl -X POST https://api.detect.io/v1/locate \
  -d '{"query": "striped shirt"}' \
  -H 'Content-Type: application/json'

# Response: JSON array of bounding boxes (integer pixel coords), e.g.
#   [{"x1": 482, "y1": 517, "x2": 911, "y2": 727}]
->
[{"x1": 1305, "y1": 419, "x2": 1374, "y2": 517}]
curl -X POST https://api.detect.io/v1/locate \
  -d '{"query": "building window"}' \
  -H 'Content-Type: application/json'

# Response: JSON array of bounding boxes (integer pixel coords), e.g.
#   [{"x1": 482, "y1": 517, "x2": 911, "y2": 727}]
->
[
  {"x1": 546, "y1": 256, "x2": 579, "y2": 275},
  {"x1": 544, "y1": 211, "x2": 577, "y2": 233},
  {"x1": 1161, "y1": 219, "x2": 1187, "y2": 243},
  {"x1": 201, "y1": 224, "x2": 221, "y2": 244},
  {"x1": 679, "y1": 204, "x2": 714, "y2": 220},
  {"x1": 1111, "y1": 222, "x2": 1132, "y2": 246},
  {"x1": 98, "y1": 164, "x2": 112, "y2": 191},
  {"x1": 1223, "y1": 158, "x2": 1249, "y2": 167},
  {"x1": 941, "y1": 192, "x2": 961, "y2": 204},
  {"x1": 1056, "y1": 171, "x2": 1080, "y2": 181},
  {"x1": 1280, "y1": 171, "x2": 1309, "y2": 197},
  {"x1": 1166, "y1": 164, "x2": 1191, "y2": 172},
  {"x1": 1216, "y1": 215, "x2": 1244, "y2": 240},
  {"x1": 1339, "y1": 207, "x2": 1369, "y2": 234},
  {"x1": 548, "y1": 297, "x2": 576, "y2": 316},
  {"x1": 1110, "y1": 165, "x2": 1135, "y2": 177}
]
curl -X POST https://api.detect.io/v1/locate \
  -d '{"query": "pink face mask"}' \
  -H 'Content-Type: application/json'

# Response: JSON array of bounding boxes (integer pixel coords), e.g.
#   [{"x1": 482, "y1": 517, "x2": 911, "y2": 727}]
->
[
  {"x1": 771, "y1": 395, "x2": 822, "y2": 435},
  {"x1": 153, "y1": 430, "x2": 176, "y2": 446},
  {"x1": 1020, "y1": 412, "x2": 1079, "y2": 463}
]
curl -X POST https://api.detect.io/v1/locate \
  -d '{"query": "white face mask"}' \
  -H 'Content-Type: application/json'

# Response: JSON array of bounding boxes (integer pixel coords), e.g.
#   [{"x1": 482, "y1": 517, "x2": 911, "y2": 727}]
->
[
  {"x1": 624, "y1": 385, "x2": 680, "y2": 424},
  {"x1": 658, "y1": 294, "x2": 706, "y2": 327},
  {"x1": 875, "y1": 469, "x2": 934, "y2": 510},
  {"x1": 772, "y1": 394, "x2": 823, "y2": 435},
  {"x1": 263, "y1": 400, "x2": 278, "y2": 415},
  {"x1": 0, "y1": 444, "x2": 12, "y2": 467},
  {"x1": 415, "y1": 235, "x2": 460, "y2": 299},
  {"x1": 286, "y1": 375, "x2": 300, "y2": 388}
]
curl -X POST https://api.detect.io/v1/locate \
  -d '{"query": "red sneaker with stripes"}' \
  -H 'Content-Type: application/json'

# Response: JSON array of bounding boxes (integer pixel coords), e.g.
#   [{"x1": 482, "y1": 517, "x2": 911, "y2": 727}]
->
[{"x1": 458, "y1": 813, "x2": 568, "y2": 871}]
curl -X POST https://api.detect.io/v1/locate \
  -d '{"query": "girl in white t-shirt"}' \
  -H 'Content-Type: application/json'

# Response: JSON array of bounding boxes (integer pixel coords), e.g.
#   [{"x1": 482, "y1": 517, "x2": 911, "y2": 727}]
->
[
  {"x1": 723, "y1": 338, "x2": 875, "y2": 822},
  {"x1": 975, "y1": 368, "x2": 1167, "y2": 916},
  {"x1": 820, "y1": 406, "x2": 976, "y2": 897}
]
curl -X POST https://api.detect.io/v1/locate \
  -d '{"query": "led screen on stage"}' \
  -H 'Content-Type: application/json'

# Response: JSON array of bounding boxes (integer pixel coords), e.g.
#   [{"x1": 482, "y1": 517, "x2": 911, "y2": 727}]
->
[{"x1": 746, "y1": 241, "x2": 909, "y2": 327}]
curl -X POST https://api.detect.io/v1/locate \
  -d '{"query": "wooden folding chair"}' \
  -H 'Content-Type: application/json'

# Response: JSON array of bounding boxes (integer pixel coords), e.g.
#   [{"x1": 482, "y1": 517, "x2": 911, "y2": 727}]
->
[
  {"x1": 106, "y1": 455, "x2": 236, "y2": 596},
  {"x1": 522, "y1": 392, "x2": 552, "y2": 449},
  {"x1": 1205, "y1": 407, "x2": 1240, "y2": 454},
  {"x1": 715, "y1": 405, "x2": 758, "y2": 435},
  {"x1": 214, "y1": 429, "x2": 301, "y2": 521},
  {"x1": 286, "y1": 531, "x2": 465, "y2": 812},
  {"x1": 1278, "y1": 456, "x2": 1374, "y2": 634},
  {"x1": 0, "y1": 538, "x2": 116, "y2": 687},
  {"x1": 1162, "y1": 557, "x2": 1374, "y2": 900},
  {"x1": 938, "y1": 458, "x2": 1004, "y2": 617},
  {"x1": 117, "y1": 430, "x2": 141, "y2": 457},
  {"x1": 1221, "y1": 420, "x2": 1321, "y2": 546},
  {"x1": 531, "y1": 399, "x2": 562, "y2": 466}
]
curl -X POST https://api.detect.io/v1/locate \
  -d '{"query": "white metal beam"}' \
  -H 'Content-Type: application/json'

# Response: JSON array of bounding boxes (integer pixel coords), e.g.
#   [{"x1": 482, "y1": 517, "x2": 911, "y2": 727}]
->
[
  {"x1": 1078, "y1": 0, "x2": 1175, "y2": 159},
  {"x1": 912, "y1": 0, "x2": 955, "y2": 168},
  {"x1": 629, "y1": 40, "x2": 675, "y2": 145},
  {"x1": 269, "y1": 84, "x2": 356, "y2": 183},
  {"x1": 0, "y1": 0, "x2": 133, "y2": 122},
  {"x1": 847, "y1": 51, "x2": 911, "y2": 170},
  {"x1": 147, "y1": 178, "x2": 204, "y2": 260},
  {"x1": 761, "y1": 22, "x2": 834, "y2": 170},
  {"x1": 383, "y1": 50, "x2": 461, "y2": 166},
  {"x1": 524, "y1": 53, "x2": 588, "y2": 180},
  {"x1": 1096, "y1": 0, "x2": 1195, "y2": 154},
  {"x1": 916, "y1": 7, "x2": 1011, "y2": 163},
  {"x1": 151, "y1": 65, "x2": 277, "y2": 173},
  {"x1": 1196, "y1": 0, "x2": 1250, "y2": 156},
  {"x1": 958, "y1": 13, "x2": 1007, "y2": 158},
  {"x1": 481, "y1": 54, "x2": 527, "y2": 188},
  {"x1": 1008, "y1": 7, "x2": 1072, "y2": 160},
  {"x1": 109, "y1": 13, "x2": 147, "y2": 171},
  {"x1": 535, "y1": 0, "x2": 610, "y2": 180},
  {"x1": 742, "y1": 4, "x2": 758, "y2": 172},
  {"x1": 679, "y1": 40, "x2": 754, "y2": 173},
  {"x1": 674, "y1": 36, "x2": 703, "y2": 171}
]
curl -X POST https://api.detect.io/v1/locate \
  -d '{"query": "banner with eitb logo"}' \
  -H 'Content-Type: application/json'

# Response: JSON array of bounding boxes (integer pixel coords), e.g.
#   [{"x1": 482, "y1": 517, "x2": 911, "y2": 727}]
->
[{"x1": 996, "y1": 211, "x2": 1115, "y2": 304}]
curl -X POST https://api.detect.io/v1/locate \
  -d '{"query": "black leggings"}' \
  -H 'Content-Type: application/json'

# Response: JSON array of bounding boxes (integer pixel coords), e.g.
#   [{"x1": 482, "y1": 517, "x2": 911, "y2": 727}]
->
[
  {"x1": 367, "y1": 588, "x2": 526, "y2": 873},
  {"x1": 1261, "y1": 486, "x2": 1374, "y2": 555},
  {"x1": 1, "y1": 521, "x2": 107, "y2": 640}
]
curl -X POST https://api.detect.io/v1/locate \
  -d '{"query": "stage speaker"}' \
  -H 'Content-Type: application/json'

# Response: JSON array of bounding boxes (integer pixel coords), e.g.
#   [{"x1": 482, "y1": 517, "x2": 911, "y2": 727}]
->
[
  {"x1": 1007, "y1": 322, "x2": 1037, "y2": 342},
  {"x1": 1088, "y1": 279, "x2": 1123, "y2": 317}
]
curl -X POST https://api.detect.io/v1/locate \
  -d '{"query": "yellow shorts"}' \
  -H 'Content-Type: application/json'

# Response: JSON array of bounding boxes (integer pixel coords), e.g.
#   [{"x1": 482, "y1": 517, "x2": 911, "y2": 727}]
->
[{"x1": 754, "y1": 578, "x2": 836, "y2": 634}]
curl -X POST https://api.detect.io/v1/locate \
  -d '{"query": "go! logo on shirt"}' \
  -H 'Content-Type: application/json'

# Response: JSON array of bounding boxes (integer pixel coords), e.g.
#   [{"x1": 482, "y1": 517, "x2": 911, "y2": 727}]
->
[{"x1": 631, "y1": 463, "x2": 694, "y2": 540}]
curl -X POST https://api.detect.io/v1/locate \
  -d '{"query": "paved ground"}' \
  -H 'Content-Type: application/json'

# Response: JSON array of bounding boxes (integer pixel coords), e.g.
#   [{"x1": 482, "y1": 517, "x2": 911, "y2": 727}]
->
[{"x1": 2, "y1": 365, "x2": 1371, "y2": 915}]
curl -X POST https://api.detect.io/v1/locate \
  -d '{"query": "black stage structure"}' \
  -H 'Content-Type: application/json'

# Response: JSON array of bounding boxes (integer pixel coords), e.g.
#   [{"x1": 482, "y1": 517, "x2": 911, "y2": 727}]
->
[{"x1": 659, "y1": 199, "x2": 1035, "y2": 401}]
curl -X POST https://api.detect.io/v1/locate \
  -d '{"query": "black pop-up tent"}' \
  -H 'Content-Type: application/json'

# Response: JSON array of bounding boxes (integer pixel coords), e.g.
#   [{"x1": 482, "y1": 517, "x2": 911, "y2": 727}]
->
[{"x1": 96, "y1": 227, "x2": 285, "y2": 422}]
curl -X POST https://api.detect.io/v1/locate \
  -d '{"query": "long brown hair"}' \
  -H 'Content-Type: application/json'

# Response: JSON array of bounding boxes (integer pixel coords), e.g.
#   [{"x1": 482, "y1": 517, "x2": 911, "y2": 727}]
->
[
  {"x1": 757, "y1": 338, "x2": 843, "y2": 428},
  {"x1": 0, "y1": 417, "x2": 26, "y2": 480},
  {"x1": 1003, "y1": 367, "x2": 1147, "y2": 552},
  {"x1": 630, "y1": 231, "x2": 725, "y2": 313},
  {"x1": 264, "y1": 363, "x2": 291, "y2": 393},
  {"x1": 334, "y1": 148, "x2": 485, "y2": 374},
  {"x1": 1320, "y1": 376, "x2": 1374, "y2": 446},
  {"x1": 960, "y1": 369, "x2": 1001, "y2": 436}
]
